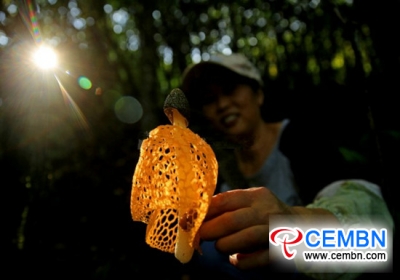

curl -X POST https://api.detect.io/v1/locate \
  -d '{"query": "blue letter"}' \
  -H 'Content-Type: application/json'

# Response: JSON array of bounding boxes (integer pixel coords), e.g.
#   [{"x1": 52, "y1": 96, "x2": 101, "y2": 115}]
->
[
  {"x1": 371, "y1": 229, "x2": 386, "y2": 248},
  {"x1": 322, "y1": 230, "x2": 335, "y2": 248},
  {"x1": 306, "y1": 230, "x2": 320, "y2": 248},
  {"x1": 338, "y1": 229, "x2": 354, "y2": 248},
  {"x1": 356, "y1": 230, "x2": 369, "y2": 247}
]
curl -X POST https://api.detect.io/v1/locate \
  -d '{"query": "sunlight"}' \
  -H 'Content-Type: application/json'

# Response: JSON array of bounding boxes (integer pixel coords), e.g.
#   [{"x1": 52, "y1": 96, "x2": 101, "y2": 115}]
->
[{"x1": 33, "y1": 46, "x2": 58, "y2": 69}]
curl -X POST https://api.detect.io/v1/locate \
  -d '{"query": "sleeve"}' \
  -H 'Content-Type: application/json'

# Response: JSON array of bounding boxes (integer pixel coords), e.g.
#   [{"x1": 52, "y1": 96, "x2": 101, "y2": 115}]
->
[{"x1": 306, "y1": 179, "x2": 394, "y2": 228}]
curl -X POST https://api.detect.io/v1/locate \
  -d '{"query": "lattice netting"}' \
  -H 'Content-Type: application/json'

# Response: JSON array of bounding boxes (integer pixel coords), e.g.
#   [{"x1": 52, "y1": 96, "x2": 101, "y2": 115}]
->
[{"x1": 131, "y1": 124, "x2": 218, "y2": 253}]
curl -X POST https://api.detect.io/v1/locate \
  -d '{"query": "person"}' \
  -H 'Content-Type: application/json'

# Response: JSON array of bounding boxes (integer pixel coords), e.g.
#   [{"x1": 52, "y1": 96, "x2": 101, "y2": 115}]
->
[{"x1": 179, "y1": 53, "x2": 394, "y2": 279}]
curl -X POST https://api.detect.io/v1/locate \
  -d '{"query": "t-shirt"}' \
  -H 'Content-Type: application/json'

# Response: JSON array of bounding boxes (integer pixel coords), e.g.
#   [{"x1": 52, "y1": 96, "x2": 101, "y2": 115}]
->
[{"x1": 219, "y1": 119, "x2": 302, "y2": 206}]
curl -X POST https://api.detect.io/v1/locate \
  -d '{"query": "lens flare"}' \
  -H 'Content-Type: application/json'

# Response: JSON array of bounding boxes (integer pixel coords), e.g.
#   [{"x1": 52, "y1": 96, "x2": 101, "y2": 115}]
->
[
  {"x1": 114, "y1": 96, "x2": 143, "y2": 124},
  {"x1": 16, "y1": 0, "x2": 96, "y2": 136},
  {"x1": 19, "y1": 0, "x2": 42, "y2": 43},
  {"x1": 54, "y1": 75, "x2": 90, "y2": 132},
  {"x1": 28, "y1": 0, "x2": 41, "y2": 43},
  {"x1": 78, "y1": 76, "x2": 92, "y2": 90}
]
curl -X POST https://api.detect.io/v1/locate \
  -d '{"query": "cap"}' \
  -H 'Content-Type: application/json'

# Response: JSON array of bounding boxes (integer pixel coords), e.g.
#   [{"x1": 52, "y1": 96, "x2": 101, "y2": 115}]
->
[{"x1": 182, "y1": 53, "x2": 263, "y2": 86}]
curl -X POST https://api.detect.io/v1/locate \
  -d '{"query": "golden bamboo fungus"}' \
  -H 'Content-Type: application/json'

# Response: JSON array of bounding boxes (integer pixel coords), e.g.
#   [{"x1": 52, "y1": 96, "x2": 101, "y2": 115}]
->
[{"x1": 130, "y1": 88, "x2": 218, "y2": 263}]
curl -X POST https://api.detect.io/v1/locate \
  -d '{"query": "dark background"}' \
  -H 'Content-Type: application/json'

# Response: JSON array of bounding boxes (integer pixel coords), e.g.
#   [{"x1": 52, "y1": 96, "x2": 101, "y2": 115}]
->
[{"x1": 0, "y1": 0, "x2": 398, "y2": 278}]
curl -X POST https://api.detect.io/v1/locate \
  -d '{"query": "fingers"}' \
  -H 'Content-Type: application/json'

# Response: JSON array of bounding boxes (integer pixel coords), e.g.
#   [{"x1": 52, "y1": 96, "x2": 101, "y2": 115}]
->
[
  {"x1": 200, "y1": 207, "x2": 256, "y2": 240},
  {"x1": 205, "y1": 187, "x2": 265, "y2": 219},
  {"x1": 199, "y1": 187, "x2": 290, "y2": 272},
  {"x1": 229, "y1": 249, "x2": 270, "y2": 270},
  {"x1": 214, "y1": 225, "x2": 269, "y2": 254}
]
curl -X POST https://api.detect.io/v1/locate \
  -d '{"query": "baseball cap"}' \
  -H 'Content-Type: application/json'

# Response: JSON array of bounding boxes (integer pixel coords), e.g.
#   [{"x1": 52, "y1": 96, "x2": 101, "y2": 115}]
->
[{"x1": 182, "y1": 53, "x2": 263, "y2": 87}]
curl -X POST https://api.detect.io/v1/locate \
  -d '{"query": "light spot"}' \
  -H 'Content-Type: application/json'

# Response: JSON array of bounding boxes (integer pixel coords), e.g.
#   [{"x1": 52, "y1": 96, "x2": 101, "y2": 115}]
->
[
  {"x1": 114, "y1": 96, "x2": 143, "y2": 124},
  {"x1": 78, "y1": 76, "x2": 92, "y2": 90}
]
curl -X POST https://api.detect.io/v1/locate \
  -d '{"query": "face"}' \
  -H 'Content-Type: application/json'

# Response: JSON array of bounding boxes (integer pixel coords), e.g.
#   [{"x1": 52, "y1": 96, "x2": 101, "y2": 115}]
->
[{"x1": 201, "y1": 84, "x2": 264, "y2": 139}]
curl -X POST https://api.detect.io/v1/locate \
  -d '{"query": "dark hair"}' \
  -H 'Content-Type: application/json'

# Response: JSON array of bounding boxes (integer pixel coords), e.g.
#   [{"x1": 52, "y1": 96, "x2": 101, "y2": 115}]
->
[
  {"x1": 181, "y1": 63, "x2": 261, "y2": 109},
  {"x1": 180, "y1": 63, "x2": 261, "y2": 137}
]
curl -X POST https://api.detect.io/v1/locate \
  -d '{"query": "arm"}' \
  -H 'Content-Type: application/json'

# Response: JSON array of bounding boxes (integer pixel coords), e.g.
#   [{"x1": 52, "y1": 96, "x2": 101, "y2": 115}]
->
[
  {"x1": 200, "y1": 180, "x2": 394, "y2": 275},
  {"x1": 295, "y1": 180, "x2": 394, "y2": 279}
]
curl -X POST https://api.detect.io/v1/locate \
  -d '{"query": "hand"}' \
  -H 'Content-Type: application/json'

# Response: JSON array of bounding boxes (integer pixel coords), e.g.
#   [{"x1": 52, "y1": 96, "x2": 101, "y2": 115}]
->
[{"x1": 199, "y1": 187, "x2": 293, "y2": 270}]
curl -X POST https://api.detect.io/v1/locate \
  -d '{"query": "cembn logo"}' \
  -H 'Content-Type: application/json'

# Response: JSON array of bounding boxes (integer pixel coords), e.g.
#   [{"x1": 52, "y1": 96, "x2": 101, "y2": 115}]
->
[
  {"x1": 269, "y1": 227, "x2": 304, "y2": 260},
  {"x1": 270, "y1": 227, "x2": 387, "y2": 260},
  {"x1": 305, "y1": 228, "x2": 387, "y2": 249}
]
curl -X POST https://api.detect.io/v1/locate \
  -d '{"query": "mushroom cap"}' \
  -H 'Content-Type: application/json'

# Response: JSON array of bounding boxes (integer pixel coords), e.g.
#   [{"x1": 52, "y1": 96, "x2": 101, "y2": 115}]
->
[
  {"x1": 163, "y1": 88, "x2": 190, "y2": 124},
  {"x1": 131, "y1": 124, "x2": 218, "y2": 253}
]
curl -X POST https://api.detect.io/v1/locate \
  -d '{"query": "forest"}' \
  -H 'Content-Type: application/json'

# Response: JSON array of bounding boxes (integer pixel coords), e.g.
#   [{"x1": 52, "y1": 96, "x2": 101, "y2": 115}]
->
[{"x1": 0, "y1": 0, "x2": 399, "y2": 278}]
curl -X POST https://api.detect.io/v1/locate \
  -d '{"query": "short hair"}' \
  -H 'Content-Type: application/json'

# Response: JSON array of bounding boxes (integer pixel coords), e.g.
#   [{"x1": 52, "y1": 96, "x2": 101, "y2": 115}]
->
[{"x1": 181, "y1": 63, "x2": 261, "y2": 110}]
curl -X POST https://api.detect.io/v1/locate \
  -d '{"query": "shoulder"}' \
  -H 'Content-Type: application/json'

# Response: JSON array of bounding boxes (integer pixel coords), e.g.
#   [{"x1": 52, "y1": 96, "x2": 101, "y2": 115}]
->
[{"x1": 278, "y1": 118, "x2": 350, "y2": 205}]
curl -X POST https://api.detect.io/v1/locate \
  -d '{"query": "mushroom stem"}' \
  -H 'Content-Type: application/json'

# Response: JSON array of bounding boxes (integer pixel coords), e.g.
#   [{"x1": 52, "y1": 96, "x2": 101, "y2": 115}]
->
[
  {"x1": 165, "y1": 108, "x2": 188, "y2": 128},
  {"x1": 174, "y1": 227, "x2": 194, "y2": 263}
]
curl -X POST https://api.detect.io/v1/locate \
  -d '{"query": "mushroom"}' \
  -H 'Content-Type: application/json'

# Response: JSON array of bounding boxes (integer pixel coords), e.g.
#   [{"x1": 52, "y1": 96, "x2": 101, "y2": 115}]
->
[{"x1": 131, "y1": 88, "x2": 218, "y2": 263}]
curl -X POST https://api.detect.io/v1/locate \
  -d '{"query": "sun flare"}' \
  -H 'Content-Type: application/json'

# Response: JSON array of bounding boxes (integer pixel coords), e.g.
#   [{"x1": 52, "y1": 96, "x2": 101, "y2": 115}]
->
[{"x1": 33, "y1": 46, "x2": 58, "y2": 69}]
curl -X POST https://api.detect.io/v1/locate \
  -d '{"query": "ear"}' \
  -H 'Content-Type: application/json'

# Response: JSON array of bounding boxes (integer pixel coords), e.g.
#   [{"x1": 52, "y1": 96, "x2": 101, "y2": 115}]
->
[{"x1": 256, "y1": 89, "x2": 264, "y2": 106}]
